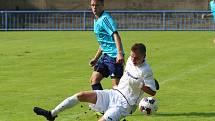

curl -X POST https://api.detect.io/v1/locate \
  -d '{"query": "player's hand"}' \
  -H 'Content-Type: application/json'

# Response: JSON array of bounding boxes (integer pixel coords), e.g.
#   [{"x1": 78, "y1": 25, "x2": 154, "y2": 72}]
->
[
  {"x1": 89, "y1": 58, "x2": 97, "y2": 67},
  {"x1": 201, "y1": 14, "x2": 206, "y2": 19},
  {"x1": 116, "y1": 54, "x2": 124, "y2": 64}
]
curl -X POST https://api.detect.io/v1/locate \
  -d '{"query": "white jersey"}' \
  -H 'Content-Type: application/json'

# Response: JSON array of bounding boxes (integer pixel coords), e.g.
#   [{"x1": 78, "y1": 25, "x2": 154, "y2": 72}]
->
[{"x1": 116, "y1": 56, "x2": 156, "y2": 105}]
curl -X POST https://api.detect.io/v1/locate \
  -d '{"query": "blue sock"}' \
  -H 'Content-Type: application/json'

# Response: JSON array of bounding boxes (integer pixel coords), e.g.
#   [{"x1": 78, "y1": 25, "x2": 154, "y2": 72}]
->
[{"x1": 91, "y1": 83, "x2": 103, "y2": 90}]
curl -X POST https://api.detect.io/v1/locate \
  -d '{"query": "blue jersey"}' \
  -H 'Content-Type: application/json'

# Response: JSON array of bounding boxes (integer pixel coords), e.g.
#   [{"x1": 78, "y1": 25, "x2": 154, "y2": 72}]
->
[
  {"x1": 210, "y1": 1, "x2": 215, "y2": 22},
  {"x1": 94, "y1": 11, "x2": 124, "y2": 58}
]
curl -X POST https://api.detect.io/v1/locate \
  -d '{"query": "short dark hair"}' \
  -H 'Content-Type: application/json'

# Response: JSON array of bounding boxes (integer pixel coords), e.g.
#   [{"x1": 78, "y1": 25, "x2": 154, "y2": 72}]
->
[
  {"x1": 131, "y1": 43, "x2": 146, "y2": 55},
  {"x1": 95, "y1": 0, "x2": 104, "y2": 4},
  {"x1": 100, "y1": 0, "x2": 104, "y2": 3}
]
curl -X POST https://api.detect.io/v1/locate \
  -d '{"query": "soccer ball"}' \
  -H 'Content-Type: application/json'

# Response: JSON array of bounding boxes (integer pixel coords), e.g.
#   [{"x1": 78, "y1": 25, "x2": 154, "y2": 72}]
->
[{"x1": 138, "y1": 97, "x2": 158, "y2": 115}]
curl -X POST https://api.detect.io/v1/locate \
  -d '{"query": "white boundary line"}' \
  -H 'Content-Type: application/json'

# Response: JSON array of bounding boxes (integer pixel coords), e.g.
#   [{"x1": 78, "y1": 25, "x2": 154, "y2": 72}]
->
[{"x1": 160, "y1": 60, "x2": 215, "y2": 85}]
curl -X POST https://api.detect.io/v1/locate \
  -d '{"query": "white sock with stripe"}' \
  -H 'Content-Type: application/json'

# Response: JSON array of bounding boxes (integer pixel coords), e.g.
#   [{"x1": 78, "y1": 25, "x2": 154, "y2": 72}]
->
[{"x1": 51, "y1": 94, "x2": 79, "y2": 117}]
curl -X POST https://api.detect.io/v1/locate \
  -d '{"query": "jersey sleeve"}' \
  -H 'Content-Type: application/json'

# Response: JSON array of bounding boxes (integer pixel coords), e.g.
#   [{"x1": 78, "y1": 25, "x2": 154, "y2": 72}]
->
[
  {"x1": 124, "y1": 56, "x2": 131, "y2": 70},
  {"x1": 142, "y1": 70, "x2": 156, "y2": 91},
  {"x1": 102, "y1": 16, "x2": 117, "y2": 36}
]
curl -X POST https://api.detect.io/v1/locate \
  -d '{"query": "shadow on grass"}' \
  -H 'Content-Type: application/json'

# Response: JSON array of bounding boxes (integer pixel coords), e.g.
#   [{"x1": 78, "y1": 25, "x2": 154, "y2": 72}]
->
[
  {"x1": 154, "y1": 112, "x2": 215, "y2": 117},
  {"x1": 130, "y1": 112, "x2": 215, "y2": 117}
]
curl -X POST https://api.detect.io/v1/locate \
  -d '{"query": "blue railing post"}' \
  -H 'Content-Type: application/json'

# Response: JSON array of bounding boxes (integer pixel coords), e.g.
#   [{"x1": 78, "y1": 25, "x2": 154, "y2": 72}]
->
[
  {"x1": 83, "y1": 11, "x2": 86, "y2": 31},
  {"x1": 5, "y1": 11, "x2": 8, "y2": 31},
  {"x1": 1, "y1": 11, "x2": 3, "y2": 30},
  {"x1": 163, "y1": 12, "x2": 166, "y2": 30}
]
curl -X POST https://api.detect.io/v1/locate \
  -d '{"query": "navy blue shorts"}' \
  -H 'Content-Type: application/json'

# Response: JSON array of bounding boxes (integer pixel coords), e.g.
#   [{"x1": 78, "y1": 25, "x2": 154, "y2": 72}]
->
[{"x1": 94, "y1": 54, "x2": 123, "y2": 79}]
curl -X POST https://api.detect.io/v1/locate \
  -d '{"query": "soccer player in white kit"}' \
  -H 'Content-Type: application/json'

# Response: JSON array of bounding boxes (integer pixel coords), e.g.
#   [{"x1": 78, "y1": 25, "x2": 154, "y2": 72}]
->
[{"x1": 33, "y1": 43, "x2": 158, "y2": 121}]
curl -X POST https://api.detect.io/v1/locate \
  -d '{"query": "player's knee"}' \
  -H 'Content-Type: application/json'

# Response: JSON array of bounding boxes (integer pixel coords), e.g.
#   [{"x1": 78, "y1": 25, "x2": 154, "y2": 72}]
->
[
  {"x1": 90, "y1": 75, "x2": 95, "y2": 84},
  {"x1": 90, "y1": 76, "x2": 101, "y2": 84},
  {"x1": 76, "y1": 92, "x2": 87, "y2": 101}
]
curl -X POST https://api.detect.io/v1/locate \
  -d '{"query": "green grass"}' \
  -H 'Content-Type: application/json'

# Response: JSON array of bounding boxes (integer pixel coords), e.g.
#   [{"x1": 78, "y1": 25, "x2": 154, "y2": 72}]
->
[{"x1": 0, "y1": 31, "x2": 215, "y2": 121}]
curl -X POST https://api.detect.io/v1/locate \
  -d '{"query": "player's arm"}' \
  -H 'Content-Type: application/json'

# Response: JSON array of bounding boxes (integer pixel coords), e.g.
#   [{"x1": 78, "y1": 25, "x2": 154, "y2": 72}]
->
[
  {"x1": 113, "y1": 31, "x2": 124, "y2": 64},
  {"x1": 141, "y1": 73, "x2": 157, "y2": 96},
  {"x1": 202, "y1": 13, "x2": 213, "y2": 19},
  {"x1": 141, "y1": 85, "x2": 156, "y2": 96},
  {"x1": 89, "y1": 47, "x2": 102, "y2": 67}
]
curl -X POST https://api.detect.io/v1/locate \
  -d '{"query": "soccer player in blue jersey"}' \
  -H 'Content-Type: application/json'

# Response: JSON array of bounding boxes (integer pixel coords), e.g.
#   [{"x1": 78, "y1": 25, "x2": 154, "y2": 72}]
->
[
  {"x1": 89, "y1": 0, "x2": 125, "y2": 90},
  {"x1": 202, "y1": 0, "x2": 215, "y2": 43},
  {"x1": 202, "y1": 0, "x2": 215, "y2": 21}
]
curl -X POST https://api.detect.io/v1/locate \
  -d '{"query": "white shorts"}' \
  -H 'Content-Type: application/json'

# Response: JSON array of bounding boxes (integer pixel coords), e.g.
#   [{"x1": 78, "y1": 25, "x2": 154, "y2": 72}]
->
[{"x1": 89, "y1": 89, "x2": 132, "y2": 121}]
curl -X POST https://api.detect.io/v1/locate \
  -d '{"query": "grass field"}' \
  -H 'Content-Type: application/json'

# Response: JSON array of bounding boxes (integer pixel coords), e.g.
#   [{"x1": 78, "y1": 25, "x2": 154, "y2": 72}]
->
[{"x1": 0, "y1": 31, "x2": 215, "y2": 121}]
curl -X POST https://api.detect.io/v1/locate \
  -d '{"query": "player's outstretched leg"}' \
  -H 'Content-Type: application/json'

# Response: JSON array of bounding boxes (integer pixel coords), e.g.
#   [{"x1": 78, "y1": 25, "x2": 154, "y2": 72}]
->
[{"x1": 33, "y1": 107, "x2": 57, "y2": 121}]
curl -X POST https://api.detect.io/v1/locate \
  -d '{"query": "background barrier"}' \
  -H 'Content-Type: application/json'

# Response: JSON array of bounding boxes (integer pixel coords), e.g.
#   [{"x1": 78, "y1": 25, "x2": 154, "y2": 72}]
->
[{"x1": 0, "y1": 11, "x2": 214, "y2": 31}]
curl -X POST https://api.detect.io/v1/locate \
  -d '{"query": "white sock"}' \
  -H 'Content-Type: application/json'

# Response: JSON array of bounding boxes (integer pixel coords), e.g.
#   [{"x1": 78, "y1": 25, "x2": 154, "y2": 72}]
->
[{"x1": 51, "y1": 94, "x2": 79, "y2": 116}]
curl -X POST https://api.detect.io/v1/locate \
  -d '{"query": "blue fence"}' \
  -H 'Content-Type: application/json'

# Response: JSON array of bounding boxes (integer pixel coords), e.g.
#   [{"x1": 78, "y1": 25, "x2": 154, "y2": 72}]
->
[{"x1": 0, "y1": 10, "x2": 214, "y2": 31}]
